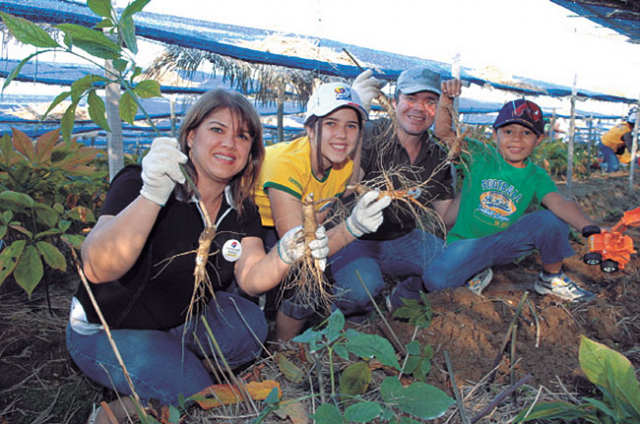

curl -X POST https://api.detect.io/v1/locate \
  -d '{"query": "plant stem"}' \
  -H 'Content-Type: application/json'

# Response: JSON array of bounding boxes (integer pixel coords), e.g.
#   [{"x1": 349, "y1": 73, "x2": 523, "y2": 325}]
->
[
  {"x1": 327, "y1": 345, "x2": 336, "y2": 397},
  {"x1": 444, "y1": 350, "x2": 470, "y2": 424},
  {"x1": 487, "y1": 291, "x2": 528, "y2": 385}
]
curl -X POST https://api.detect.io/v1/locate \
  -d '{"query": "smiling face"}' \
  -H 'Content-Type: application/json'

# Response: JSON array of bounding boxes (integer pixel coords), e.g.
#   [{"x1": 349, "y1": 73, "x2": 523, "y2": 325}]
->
[
  {"x1": 308, "y1": 106, "x2": 361, "y2": 171},
  {"x1": 494, "y1": 123, "x2": 543, "y2": 168},
  {"x1": 393, "y1": 91, "x2": 439, "y2": 138},
  {"x1": 187, "y1": 107, "x2": 253, "y2": 187}
]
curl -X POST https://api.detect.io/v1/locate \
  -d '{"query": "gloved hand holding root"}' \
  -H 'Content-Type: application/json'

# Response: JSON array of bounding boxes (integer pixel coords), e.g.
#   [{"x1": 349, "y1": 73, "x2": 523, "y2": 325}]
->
[
  {"x1": 140, "y1": 137, "x2": 188, "y2": 206},
  {"x1": 278, "y1": 225, "x2": 330, "y2": 270},
  {"x1": 346, "y1": 190, "x2": 392, "y2": 237}
]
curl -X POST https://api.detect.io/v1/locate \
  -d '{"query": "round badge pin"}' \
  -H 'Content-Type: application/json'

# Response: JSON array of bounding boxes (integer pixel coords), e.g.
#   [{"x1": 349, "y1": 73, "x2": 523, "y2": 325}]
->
[{"x1": 222, "y1": 239, "x2": 242, "y2": 262}]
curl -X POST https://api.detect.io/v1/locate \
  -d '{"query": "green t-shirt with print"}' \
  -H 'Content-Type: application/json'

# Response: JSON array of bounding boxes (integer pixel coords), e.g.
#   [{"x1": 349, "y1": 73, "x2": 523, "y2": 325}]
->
[{"x1": 447, "y1": 138, "x2": 557, "y2": 243}]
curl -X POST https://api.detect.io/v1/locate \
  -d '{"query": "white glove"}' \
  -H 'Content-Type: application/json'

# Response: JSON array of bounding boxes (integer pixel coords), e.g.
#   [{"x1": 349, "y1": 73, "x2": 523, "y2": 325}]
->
[
  {"x1": 140, "y1": 137, "x2": 188, "y2": 206},
  {"x1": 346, "y1": 191, "x2": 391, "y2": 238},
  {"x1": 277, "y1": 225, "x2": 330, "y2": 271},
  {"x1": 352, "y1": 69, "x2": 380, "y2": 113}
]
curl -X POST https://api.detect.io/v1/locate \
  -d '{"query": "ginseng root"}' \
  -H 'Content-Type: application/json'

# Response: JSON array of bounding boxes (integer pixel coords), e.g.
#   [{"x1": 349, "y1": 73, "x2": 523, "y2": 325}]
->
[{"x1": 283, "y1": 193, "x2": 333, "y2": 311}]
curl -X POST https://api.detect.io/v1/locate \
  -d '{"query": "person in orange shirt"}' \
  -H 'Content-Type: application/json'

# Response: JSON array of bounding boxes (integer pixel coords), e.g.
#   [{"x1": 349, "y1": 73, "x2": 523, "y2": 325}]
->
[{"x1": 598, "y1": 108, "x2": 637, "y2": 173}]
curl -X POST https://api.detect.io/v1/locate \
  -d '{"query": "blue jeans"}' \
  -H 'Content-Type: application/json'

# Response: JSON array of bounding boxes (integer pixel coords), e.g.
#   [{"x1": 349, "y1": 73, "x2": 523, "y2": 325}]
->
[
  {"x1": 598, "y1": 141, "x2": 620, "y2": 173},
  {"x1": 423, "y1": 210, "x2": 575, "y2": 292},
  {"x1": 331, "y1": 229, "x2": 444, "y2": 321},
  {"x1": 67, "y1": 292, "x2": 267, "y2": 405}
]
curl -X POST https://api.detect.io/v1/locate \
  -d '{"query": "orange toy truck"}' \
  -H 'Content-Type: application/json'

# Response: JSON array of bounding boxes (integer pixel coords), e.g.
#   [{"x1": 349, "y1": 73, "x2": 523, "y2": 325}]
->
[{"x1": 583, "y1": 207, "x2": 640, "y2": 273}]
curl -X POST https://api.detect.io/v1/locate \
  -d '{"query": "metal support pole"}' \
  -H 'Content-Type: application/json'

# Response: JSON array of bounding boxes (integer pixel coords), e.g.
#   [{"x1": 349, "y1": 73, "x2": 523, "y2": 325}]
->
[
  {"x1": 566, "y1": 75, "x2": 577, "y2": 198},
  {"x1": 105, "y1": 59, "x2": 124, "y2": 181},
  {"x1": 587, "y1": 116, "x2": 593, "y2": 177},
  {"x1": 629, "y1": 98, "x2": 640, "y2": 194}
]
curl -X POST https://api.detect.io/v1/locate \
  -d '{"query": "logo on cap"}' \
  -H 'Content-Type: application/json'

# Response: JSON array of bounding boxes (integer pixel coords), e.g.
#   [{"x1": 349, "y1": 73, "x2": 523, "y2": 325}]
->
[
  {"x1": 514, "y1": 101, "x2": 542, "y2": 123},
  {"x1": 334, "y1": 86, "x2": 351, "y2": 101}
]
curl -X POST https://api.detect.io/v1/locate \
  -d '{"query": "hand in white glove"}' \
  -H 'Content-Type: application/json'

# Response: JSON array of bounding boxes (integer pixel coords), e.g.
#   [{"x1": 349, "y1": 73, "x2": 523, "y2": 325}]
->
[
  {"x1": 352, "y1": 69, "x2": 380, "y2": 113},
  {"x1": 346, "y1": 190, "x2": 391, "y2": 238},
  {"x1": 277, "y1": 225, "x2": 330, "y2": 271},
  {"x1": 140, "y1": 137, "x2": 188, "y2": 206}
]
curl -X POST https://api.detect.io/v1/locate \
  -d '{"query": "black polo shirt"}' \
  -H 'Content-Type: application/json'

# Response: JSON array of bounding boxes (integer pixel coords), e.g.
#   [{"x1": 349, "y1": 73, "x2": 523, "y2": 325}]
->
[
  {"x1": 75, "y1": 165, "x2": 262, "y2": 330},
  {"x1": 358, "y1": 118, "x2": 454, "y2": 240}
]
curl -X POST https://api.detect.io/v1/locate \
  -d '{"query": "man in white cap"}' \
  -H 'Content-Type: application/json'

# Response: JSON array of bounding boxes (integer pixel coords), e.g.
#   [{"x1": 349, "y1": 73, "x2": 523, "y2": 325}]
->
[{"x1": 331, "y1": 66, "x2": 455, "y2": 322}]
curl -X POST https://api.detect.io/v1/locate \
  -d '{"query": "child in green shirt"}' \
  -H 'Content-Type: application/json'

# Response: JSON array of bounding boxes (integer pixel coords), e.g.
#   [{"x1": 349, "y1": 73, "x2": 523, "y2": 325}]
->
[{"x1": 408, "y1": 79, "x2": 601, "y2": 302}]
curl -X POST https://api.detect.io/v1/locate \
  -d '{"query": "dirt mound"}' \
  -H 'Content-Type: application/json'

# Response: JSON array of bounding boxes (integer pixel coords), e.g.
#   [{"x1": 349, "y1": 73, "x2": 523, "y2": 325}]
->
[{"x1": 389, "y1": 173, "x2": 640, "y2": 398}]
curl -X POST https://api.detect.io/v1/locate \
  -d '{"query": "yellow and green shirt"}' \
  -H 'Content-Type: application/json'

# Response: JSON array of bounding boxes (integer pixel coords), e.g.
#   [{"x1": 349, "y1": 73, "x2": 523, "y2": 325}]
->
[{"x1": 254, "y1": 136, "x2": 354, "y2": 227}]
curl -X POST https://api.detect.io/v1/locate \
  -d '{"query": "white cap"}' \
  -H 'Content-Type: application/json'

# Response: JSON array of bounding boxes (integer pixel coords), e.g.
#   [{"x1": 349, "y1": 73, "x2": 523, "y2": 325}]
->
[
  {"x1": 304, "y1": 82, "x2": 368, "y2": 125},
  {"x1": 627, "y1": 107, "x2": 637, "y2": 124}
]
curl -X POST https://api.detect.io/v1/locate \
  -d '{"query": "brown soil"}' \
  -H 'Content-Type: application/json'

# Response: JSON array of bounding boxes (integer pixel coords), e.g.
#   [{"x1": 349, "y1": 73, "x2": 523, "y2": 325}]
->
[
  {"x1": 1, "y1": 172, "x2": 639, "y2": 424},
  {"x1": 388, "y1": 172, "x2": 640, "y2": 414}
]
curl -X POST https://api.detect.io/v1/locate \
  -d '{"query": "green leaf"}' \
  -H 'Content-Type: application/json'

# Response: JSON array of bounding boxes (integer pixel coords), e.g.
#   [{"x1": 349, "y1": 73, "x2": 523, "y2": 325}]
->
[
  {"x1": 36, "y1": 241, "x2": 67, "y2": 272},
  {"x1": 9, "y1": 225, "x2": 33, "y2": 239},
  {"x1": 380, "y1": 377, "x2": 454, "y2": 420},
  {"x1": 579, "y1": 335, "x2": 640, "y2": 416},
  {"x1": 334, "y1": 344, "x2": 349, "y2": 360},
  {"x1": 58, "y1": 219, "x2": 72, "y2": 232},
  {"x1": 1, "y1": 211, "x2": 14, "y2": 223},
  {"x1": 0, "y1": 225, "x2": 6, "y2": 239},
  {"x1": 55, "y1": 23, "x2": 121, "y2": 60},
  {"x1": 88, "y1": 0, "x2": 112, "y2": 18},
  {"x1": 423, "y1": 343, "x2": 434, "y2": 359},
  {"x1": 61, "y1": 104, "x2": 78, "y2": 142},
  {"x1": 344, "y1": 402, "x2": 381, "y2": 423},
  {"x1": 311, "y1": 403, "x2": 343, "y2": 424},
  {"x1": 121, "y1": 0, "x2": 151, "y2": 19},
  {"x1": 35, "y1": 229, "x2": 63, "y2": 239},
  {"x1": 0, "y1": 12, "x2": 60, "y2": 48},
  {"x1": 265, "y1": 386, "x2": 280, "y2": 405},
  {"x1": 0, "y1": 240, "x2": 26, "y2": 287},
  {"x1": 403, "y1": 355, "x2": 421, "y2": 375},
  {"x1": 119, "y1": 15, "x2": 137, "y2": 54},
  {"x1": 112, "y1": 59, "x2": 128, "y2": 73},
  {"x1": 14, "y1": 244, "x2": 44, "y2": 297},
  {"x1": 324, "y1": 309, "x2": 345, "y2": 344},
  {"x1": 41, "y1": 91, "x2": 71, "y2": 122},
  {"x1": 119, "y1": 91, "x2": 138, "y2": 124},
  {"x1": 94, "y1": 18, "x2": 114, "y2": 30},
  {"x1": 130, "y1": 66, "x2": 142, "y2": 83},
  {"x1": 406, "y1": 340, "x2": 421, "y2": 356},
  {"x1": 340, "y1": 361, "x2": 371, "y2": 397},
  {"x1": 62, "y1": 234, "x2": 85, "y2": 249},
  {"x1": 2, "y1": 51, "x2": 43, "y2": 91},
  {"x1": 134, "y1": 80, "x2": 162, "y2": 99},
  {"x1": 34, "y1": 203, "x2": 60, "y2": 228},
  {"x1": 88, "y1": 90, "x2": 111, "y2": 132},
  {"x1": 512, "y1": 401, "x2": 592, "y2": 423},
  {"x1": 0, "y1": 190, "x2": 35, "y2": 208},
  {"x1": 345, "y1": 332, "x2": 400, "y2": 370},
  {"x1": 65, "y1": 206, "x2": 96, "y2": 224},
  {"x1": 71, "y1": 75, "x2": 94, "y2": 103}
]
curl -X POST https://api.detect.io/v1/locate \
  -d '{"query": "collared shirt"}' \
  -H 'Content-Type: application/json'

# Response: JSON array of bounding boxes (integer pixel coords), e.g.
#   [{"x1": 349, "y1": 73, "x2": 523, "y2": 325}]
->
[{"x1": 357, "y1": 118, "x2": 454, "y2": 240}]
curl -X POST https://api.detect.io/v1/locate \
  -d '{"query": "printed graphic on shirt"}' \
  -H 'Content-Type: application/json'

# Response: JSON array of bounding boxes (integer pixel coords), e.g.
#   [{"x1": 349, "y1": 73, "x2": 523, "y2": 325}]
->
[{"x1": 476, "y1": 179, "x2": 523, "y2": 225}]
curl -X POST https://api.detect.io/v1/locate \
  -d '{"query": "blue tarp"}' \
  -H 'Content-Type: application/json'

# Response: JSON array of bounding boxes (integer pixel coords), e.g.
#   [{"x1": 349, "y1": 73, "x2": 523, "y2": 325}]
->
[
  {"x1": 551, "y1": 0, "x2": 640, "y2": 43},
  {"x1": 0, "y1": 0, "x2": 636, "y2": 103}
]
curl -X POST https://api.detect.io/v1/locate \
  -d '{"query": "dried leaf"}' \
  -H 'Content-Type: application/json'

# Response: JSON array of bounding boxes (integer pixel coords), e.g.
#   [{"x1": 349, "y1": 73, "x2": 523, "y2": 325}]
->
[
  {"x1": 274, "y1": 400, "x2": 309, "y2": 424},
  {"x1": 276, "y1": 352, "x2": 305, "y2": 383},
  {"x1": 191, "y1": 380, "x2": 281, "y2": 410}
]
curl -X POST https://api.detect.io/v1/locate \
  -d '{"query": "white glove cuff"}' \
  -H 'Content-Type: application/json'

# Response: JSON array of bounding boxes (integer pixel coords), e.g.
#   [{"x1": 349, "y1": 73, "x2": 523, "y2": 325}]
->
[{"x1": 346, "y1": 216, "x2": 364, "y2": 238}]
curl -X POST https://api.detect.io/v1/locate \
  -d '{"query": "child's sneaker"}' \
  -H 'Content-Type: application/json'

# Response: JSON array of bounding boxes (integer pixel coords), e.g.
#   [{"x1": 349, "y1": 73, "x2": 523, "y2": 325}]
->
[
  {"x1": 533, "y1": 271, "x2": 595, "y2": 302},
  {"x1": 466, "y1": 268, "x2": 493, "y2": 296}
]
